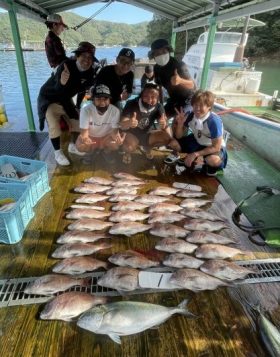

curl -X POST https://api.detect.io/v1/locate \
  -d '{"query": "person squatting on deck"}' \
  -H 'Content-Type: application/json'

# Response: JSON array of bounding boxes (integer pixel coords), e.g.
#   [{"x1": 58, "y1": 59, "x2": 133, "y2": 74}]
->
[
  {"x1": 120, "y1": 83, "x2": 178, "y2": 164},
  {"x1": 149, "y1": 39, "x2": 195, "y2": 119},
  {"x1": 45, "y1": 14, "x2": 68, "y2": 71},
  {"x1": 37, "y1": 42, "x2": 96, "y2": 166},
  {"x1": 76, "y1": 84, "x2": 125, "y2": 163},
  {"x1": 170, "y1": 90, "x2": 228, "y2": 176},
  {"x1": 94, "y1": 48, "x2": 135, "y2": 109}
]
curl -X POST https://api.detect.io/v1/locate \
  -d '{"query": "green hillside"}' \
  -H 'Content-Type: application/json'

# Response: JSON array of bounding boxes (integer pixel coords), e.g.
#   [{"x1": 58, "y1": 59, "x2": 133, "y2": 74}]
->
[{"x1": 0, "y1": 12, "x2": 149, "y2": 47}]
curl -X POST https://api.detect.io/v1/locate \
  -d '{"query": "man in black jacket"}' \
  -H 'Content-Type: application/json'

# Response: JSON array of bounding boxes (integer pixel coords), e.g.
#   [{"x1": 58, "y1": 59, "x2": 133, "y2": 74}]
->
[{"x1": 38, "y1": 41, "x2": 96, "y2": 166}]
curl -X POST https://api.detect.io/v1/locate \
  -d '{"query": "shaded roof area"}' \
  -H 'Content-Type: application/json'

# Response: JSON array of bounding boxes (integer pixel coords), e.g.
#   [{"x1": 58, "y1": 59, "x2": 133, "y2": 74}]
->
[{"x1": 1, "y1": 0, "x2": 280, "y2": 27}]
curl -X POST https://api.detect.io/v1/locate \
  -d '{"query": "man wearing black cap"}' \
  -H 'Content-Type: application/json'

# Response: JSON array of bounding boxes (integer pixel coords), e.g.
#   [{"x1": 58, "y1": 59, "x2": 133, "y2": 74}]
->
[
  {"x1": 37, "y1": 41, "x2": 96, "y2": 166},
  {"x1": 94, "y1": 48, "x2": 135, "y2": 108},
  {"x1": 141, "y1": 65, "x2": 155, "y2": 89},
  {"x1": 149, "y1": 38, "x2": 195, "y2": 118},
  {"x1": 76, "y1": 84, "x2": 125, "y2": 157},
  {"x1": 45, "y1": 14, "x2": 68, "y2": 70}
]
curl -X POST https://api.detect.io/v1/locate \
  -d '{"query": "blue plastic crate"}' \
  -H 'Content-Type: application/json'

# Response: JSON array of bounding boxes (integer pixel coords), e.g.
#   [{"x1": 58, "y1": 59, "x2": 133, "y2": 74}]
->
[
  {"x1": 0, "y1": 183, "x2": 34, "y2": 244},
  {"x1": 0, "y1": 155, "x2": 50, "y2": 206}
]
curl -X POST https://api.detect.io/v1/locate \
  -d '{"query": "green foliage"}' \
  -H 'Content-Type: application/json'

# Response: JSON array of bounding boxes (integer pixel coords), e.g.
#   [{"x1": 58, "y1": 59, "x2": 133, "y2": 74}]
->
[{"x1": 0, "y1": 12, "x2": 149, "y2": 48}]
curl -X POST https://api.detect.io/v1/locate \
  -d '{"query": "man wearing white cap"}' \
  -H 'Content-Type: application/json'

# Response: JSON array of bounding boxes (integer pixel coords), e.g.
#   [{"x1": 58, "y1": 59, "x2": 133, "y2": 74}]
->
[{"x1": 45, "y1": 14, "x2": 68, "y2": 70}]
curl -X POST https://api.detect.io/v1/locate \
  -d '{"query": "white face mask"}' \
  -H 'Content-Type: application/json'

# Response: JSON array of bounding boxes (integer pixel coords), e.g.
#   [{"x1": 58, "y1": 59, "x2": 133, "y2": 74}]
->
[{"x1": 154, "y1": 53, "x2": 170, "y2": 66}]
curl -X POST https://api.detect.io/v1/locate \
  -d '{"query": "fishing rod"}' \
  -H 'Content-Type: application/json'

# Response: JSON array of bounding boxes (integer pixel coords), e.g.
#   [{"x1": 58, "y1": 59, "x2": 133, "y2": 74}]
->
[
  {"x1": 232, "y1": 186, "x2": 280, "y2": 245},
  {"x1": 70, "y1": 0, "x2": 114, "y2": 31}
]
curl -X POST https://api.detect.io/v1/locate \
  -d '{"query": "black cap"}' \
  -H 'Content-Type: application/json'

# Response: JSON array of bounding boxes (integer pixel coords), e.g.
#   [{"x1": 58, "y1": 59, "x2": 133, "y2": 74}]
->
[
  {"x1": 150, "y1": 39, "x2": 173, "y2": 56},
  {"x1": 92, "y1": 84, "x2": 111, "y2": 98},
  {"x1": 117, "y1": 48, "x2": 135, "y2": 61}
]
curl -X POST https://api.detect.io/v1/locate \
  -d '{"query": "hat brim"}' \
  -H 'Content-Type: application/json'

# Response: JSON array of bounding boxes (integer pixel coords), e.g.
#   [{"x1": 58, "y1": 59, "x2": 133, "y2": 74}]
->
[{"x1": 93, "y1": 94, "x2": 111, "y2": 98}]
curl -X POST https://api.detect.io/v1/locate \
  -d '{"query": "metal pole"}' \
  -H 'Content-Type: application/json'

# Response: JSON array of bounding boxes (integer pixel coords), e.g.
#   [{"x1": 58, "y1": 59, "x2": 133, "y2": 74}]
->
[
  {"x1": 171, "y1": 21, "x2": 177, "y2": 55},
  {"x1": 7, "y1": 2, "x2": 35, "y2": 131},
  {"x1": 200, "y1": 1, "x2": 221, "y2": 90}
]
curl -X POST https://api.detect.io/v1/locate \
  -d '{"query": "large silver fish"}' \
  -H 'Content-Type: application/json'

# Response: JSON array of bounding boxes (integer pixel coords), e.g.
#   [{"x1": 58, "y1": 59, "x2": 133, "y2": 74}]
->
[
  {"x1": 148, "y1": 212, "x2": 185, "y2": 224},
  {"x1": 200, "y1": 260, "x2": 257, "y2": 281},
  {"x1": 74, "y1": 183, "x2": 109, "y2": 194},
  {"x1": 148, "y1": 203, "x2": 182, "y2": 213},
  {"x1": 176, "y1": 190, "x2": 207, "y2": 198},
  {"x1": 108, "y1": 250, "x2": 159, "y2": 269},
  {"x1": 66, "y1": 209, "x2": 110, "y2": 220},
  {"x1": 24, "y1": 274, "x2": 89, "y2": 296},
  {"x1": 111, "y1": 179, "x2": 145, "y2": 187},
  {"x1": 186, "y1": 231, "x2": 236, "y2": 245},
  {"x1": 183, "y1": 218, "x2": 229, "y2": 232},
  {"x1": 180, "y1": 199, "x2": 212, "y2": 209},
  {"x1": 109, "y1": 211, "x2": 149, "y2": 222},
  {"x1": 149, "y1": 186, "x2": 179, "y2": 196},
  {"x1": 111, "y1": 201, "x2": 148, "y2": 211},
  {"x1": 52, "y1": 256, "x2": 108, "y2": 275},
  {"x1": 169, "y1": 268, "x2": 228, "y2": 292},
  {"x1": 57, "y1": 231, "x2": 111, "y2": 244},
  {"x1": 106, "y1": 187, "x2": 138, "y2": 196},
  {"x1": 108, "y1": 194, "x2": 138, "y2": 202},
  {"x1": 195, "y1": 244, "x2": 247, "y2": 260},
  {"x1": 172, "y1": 182, "x2": 202, "y2": 192},
  {"x1": 68, "y1": 219, "x2": 113, "y2": 231},
  {"x1": 70, "y1": 204, "x2": 105, "y2": 211},
  {"x1": 163, "y1": 253, "x2": 204, "y2": 269},
  {"x1": 109, "y1": 222, "x2": 151, "y2": 236},
  {"x1": 40, "y1": 292, "x2": 107, "y2": 321},
  {"x1": 75, "y1": 194, "x2": 108, "y2": 204},
  {"x1": 135, "y1": 194, "x2": 170, "y2": 205},
  {"x1": 51, "y1": 242, "x2": 111, "y2": 259},
  {"x1": 97, "y1": 267, "x2": 139, "y2": 291},
  {"x1": 84, "y1": 177, "x2": 113, "y2": 185},
  {"x1": 181, "y1": 209, "x2": 225, "y2": 222},
  {"x1": 113, "y1": 172, "x2": 142, "y2": 181},
  {"x1": 77, "y1": 299, "x2": 194, "y2": 344},
  {"x1": 150, "y1": 223, "x2": 189, "y2": 238},
  {"x1": 155, "y1": 237, "x2": 197, "y2": 254}
]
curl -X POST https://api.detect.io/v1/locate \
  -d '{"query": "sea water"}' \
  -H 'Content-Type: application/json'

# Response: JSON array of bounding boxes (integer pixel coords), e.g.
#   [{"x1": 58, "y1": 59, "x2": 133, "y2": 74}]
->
[{"x1": 0, "y1": 46, "x2": 149, "y2": 131}]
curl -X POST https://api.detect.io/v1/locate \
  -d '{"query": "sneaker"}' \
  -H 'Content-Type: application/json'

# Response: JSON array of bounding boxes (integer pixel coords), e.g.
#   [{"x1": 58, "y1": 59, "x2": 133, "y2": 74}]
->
[
  {"x1": 68, "y1": 143, "x2": 86, "y2": 156},
  {"x1": 54, "y1": 150, "x2": 70, "y2": 166},
  {"x1": 164, "y1": 153, "x2": 180, "y2": 165},
  {"x1": 206, "y1": 166, "x2": 218, "y2": 176}
]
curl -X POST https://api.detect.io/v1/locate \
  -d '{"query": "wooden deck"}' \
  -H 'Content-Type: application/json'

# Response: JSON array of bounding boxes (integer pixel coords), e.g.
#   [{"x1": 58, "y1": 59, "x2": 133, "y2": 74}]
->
[{"x1": 0, "y1": 139, "x2": 279, "y2": 357}]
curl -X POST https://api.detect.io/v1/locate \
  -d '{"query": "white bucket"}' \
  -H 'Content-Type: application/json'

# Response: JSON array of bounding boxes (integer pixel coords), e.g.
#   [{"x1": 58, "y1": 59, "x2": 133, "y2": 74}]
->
[{"x1": 245, "y1": 78, "x2": 261, "y2": 94}]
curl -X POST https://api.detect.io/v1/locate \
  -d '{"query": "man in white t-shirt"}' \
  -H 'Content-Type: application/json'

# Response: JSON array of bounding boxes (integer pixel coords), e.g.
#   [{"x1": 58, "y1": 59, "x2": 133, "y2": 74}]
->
[{"x1": 76, "y1": 84, "x2": 126, "y2": 158}]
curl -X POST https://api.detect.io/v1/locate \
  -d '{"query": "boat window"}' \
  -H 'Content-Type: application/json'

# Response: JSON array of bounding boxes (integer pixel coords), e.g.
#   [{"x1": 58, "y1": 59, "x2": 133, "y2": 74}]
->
[
  {"x1": 198, "y1": 34, "x2": 205, "y2": 44},
  {"x1": 214, "y1": 32, "x2": 242, "y2": 44}
]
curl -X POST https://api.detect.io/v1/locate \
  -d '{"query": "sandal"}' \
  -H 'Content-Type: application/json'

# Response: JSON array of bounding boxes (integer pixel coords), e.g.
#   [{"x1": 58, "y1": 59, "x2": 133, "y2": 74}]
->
[
  {"x1": 139, "y1": 146, "x2": 154, "y2": 160},
  {"x1": 164, "y1": 153, "x2": 180, "y2": 165},
  {"x1": 145, "y1": 152, "x2": 154, "y2": 160},
  {"x1": 122, "y1": 153, "x2": 132, "y2": 164}
]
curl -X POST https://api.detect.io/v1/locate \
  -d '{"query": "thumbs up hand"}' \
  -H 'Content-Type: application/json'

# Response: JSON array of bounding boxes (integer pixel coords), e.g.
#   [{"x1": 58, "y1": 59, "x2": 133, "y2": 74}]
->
[
  {"x1": 171, "y1": 68, "x2": 181, "y2": 86},
  {"x1": 130, "y1": 112, "x2": 138, "y2": 128},
  {"x1": 60, "y1": 63, "x2": 70, "y2": 85}
]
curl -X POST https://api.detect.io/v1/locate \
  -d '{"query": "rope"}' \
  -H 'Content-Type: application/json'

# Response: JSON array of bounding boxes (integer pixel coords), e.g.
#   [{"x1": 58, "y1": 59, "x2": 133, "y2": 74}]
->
[{"x1": 70, "y1": 0, "x2": 114, "y2": 31}]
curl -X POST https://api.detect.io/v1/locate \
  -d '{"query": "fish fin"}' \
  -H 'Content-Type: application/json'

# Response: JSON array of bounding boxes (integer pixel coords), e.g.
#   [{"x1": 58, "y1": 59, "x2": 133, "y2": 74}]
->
[
  {"x1": 108, "y1": 333, "x2": 121, "y2": 344},
  {"x1": 177, "y1": 299, "x2": 197, "y2": 318}
]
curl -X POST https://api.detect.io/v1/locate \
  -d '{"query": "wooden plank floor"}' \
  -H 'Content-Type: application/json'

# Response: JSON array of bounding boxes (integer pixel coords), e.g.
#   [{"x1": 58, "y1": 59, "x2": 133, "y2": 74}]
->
[{"x1": 0, "y1": 142, "x2": 279, "y2": 357}]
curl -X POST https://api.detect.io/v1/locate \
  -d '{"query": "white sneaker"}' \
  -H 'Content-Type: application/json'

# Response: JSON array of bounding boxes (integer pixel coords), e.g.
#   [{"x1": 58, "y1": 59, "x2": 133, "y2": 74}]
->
[
  {"x1": 68, "y1": 143, "x2": 86, "y2": 156},
  {"x1": 54, "y1": 150, "x2": 70, "y2": 166}
]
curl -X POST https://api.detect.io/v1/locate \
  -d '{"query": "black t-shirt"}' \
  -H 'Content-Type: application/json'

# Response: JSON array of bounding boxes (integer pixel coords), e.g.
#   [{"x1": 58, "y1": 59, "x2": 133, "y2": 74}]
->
[
  {"x1": 141, "y1": 74, "x2": 155, "y2": 89},
  {"x1": 122, "y1": 98, "x2": 164, "y2": 134},
  {"x1": 154, "y1": 57, "x2": 194, "y2": 101},
  {"x1": 95, "y1": 65, "x2": 134, "y2": 105}
]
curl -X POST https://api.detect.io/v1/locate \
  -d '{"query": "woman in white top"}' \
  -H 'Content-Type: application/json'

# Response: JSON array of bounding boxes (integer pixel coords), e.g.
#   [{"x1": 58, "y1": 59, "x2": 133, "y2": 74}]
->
[{"x1": 76, "y1": 84, "x2": 126, "y2": 155}]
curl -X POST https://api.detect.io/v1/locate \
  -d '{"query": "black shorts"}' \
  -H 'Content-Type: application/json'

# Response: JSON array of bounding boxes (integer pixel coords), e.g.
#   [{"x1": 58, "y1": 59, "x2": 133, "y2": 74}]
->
[{"x1": 127, "y1": 128, "x2": 150, "y2": 147}]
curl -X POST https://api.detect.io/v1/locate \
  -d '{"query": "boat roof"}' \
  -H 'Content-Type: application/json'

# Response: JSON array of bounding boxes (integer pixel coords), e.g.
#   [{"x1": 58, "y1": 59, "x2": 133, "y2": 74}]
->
[{"x1": 0, "y1": 0, "x2": 279, "y2": 27}]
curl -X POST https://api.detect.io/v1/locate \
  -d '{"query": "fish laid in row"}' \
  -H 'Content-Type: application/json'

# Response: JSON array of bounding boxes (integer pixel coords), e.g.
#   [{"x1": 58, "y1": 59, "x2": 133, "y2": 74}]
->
[
  {"x1": 186, "y1": 231, "x2": 236, "y2": 245},
  {"x1": 68, "y1": 218, "x2": 113, "y2": 231},
  {"x1": 181, "y1": 209, "x2": 225, "y2": 222},
  {"x1": 148, "y1": 212, "x2": 186, "y2": 224},
  {"x1": 74, "y1": 183, "x2": 109, "y2": 194},
  {"x1": 52, "y1": 256, "x2": 108, "y2": 275},
  {"x1": 65, "y1": 209, "x2": 110, "y2": 220},
  {"x1": 52, "y1": 242, "x2": 111, "y2": 259},
  {"x1": 148, "y1": 203, "x2": 182, "y2": 213},
  {"x1": 111, "y1": 201, "x2": 148, "y2": 211},
  {"x1": 75, "y1": 194, "x2": 108, "y2": 204},
  {"x1": 108, "y1": 194, "x2": 137, "y2": 202},
  {"x1": 69, "y1": 204, "x2": 105, "y2": 211},
  {"x1": 134, "y1": 194, "x2": 171, "y2": 205},
  {"x1": 176, "y1": 190, "x2": 207, "y2": 198},
  {"x1": 109, "y1": 222, "x2": 151, "y2": 236},
  {"x1": 84, "y1": 176, "x2": 113, "y2": 185},
  {"x1": 57, "y1": 231, "x2": 111, "y2": 244},
  {"x1": 155, "y1": 237, "x2": 197, "y2": 254},
  {"x1": 163, "y1": 253, "x2": 204, "y2": 269},
  {"x1": 150, "y1": 223, "x2": 189, "y2": 238},
  {"x1": 108, "y1": 250, "x2": 159, "y2": 269},
  {"x1": 149, "y1": 186, "x2": 179, "y2": 196},
  {"x1": 109, "y1": 211, "x2": 149, "y2": 223},
  {"x1": 97, "y1": 267, "x2": 139, "y2": 291},
  {"x1": 183, "y1": 218, "x2": 229, "y2": 232}
]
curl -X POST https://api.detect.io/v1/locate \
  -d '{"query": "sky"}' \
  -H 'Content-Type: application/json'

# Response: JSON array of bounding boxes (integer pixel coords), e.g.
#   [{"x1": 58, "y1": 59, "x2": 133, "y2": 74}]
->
[
  {"x1": 70, "y1": 2, "x2": 153, "y2": 24},
  {"x1": 0, "y1": 2, "x2": 154, "y2": 24}
]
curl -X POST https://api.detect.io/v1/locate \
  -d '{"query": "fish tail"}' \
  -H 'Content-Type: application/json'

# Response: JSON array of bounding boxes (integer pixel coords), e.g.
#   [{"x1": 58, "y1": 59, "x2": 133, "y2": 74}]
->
[
  {"x1": 81, "y1": 277, "x2": 92, "y2": 287},
  {"x1": 177, "y1": 299, "x2": 197, "y2": 318}
]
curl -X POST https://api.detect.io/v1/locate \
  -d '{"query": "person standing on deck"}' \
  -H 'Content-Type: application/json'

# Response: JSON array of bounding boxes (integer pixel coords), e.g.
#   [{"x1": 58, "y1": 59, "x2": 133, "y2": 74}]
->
[
  {"x1": 94, "y1": 48, "x2": 135, "y2": 109},
  {"x1": 76, "y1": 84, "x2": 125, "y2": 162},
  {"x1": 141, "y1": 65, "x2": 155, "y2": 89},
  {"x1": 38, "y1": 42, "x2": 96, "y2": 166},
  {"x1": 45, "y1": 14, "x2": 68, "y2": 71},
  {"x1": 171, "y1": 90, "x2": 228, "y2": 176},
  {"x1": 120, "y1": 83, "x2": 179, "y2": 164}
]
